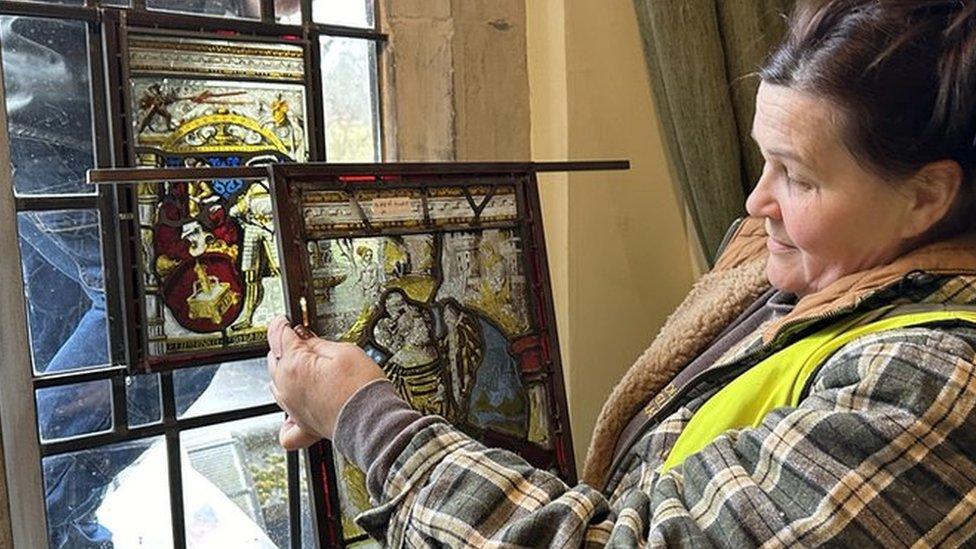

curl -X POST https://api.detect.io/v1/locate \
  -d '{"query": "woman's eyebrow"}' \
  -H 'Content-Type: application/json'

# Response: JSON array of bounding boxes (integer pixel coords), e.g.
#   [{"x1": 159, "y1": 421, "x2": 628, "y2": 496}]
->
[
  {"x1": 751, "y1": 129, "x2": 816, "y2": 171},
  {"x1": 766, "y1": 147, "x2": 814, "y2": 171}
]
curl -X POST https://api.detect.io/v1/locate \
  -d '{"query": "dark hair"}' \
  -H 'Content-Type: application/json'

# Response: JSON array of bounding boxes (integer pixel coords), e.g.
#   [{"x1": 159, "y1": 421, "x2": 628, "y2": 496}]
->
[{"x1": 761, "y1": 0, "x2": 976, "y2": 238}]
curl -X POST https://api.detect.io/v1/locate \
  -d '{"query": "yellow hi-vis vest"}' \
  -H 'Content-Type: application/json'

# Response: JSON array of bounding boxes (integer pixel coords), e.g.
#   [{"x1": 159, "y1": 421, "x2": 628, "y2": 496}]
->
[{"x1": 661, "y1": 306, "x2": 976, "y2": 473}]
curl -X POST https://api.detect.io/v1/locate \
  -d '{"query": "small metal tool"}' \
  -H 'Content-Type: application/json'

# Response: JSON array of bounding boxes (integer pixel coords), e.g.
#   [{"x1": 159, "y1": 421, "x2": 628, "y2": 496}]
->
[{"x1": 294, "y1": 296, "x2": 314, "y2": 339}]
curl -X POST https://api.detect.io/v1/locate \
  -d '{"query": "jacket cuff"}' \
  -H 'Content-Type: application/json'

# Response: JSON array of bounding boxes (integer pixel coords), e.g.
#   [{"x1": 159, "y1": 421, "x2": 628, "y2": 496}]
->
[{"x1": 332, "y1": 379, "x2": 444, "y2": 499}]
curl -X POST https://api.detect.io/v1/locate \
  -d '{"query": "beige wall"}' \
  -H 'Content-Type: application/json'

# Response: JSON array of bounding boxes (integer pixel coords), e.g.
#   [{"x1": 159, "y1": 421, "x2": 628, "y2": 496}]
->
[
  {"x1": 380, "y1": 0, "x2": 530, "y2": 161},
  {"x1": 528, "y1": 0, "x2": 698, "y2": 465}
]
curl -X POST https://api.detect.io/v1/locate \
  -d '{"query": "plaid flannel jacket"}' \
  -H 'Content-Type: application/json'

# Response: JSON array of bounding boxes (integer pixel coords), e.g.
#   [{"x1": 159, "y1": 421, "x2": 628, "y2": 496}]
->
[{"x1": 354, "y1": 225, "x2": 976, "y2": 547}]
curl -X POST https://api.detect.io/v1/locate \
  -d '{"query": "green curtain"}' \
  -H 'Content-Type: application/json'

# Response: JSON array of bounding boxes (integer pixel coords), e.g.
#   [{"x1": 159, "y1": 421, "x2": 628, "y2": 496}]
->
[{"x1": 633, "y1": 0, "x2": 792, "y2": 265}]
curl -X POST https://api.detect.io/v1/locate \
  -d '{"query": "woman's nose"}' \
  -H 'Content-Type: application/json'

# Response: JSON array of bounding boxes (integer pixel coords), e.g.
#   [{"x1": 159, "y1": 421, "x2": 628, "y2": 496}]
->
[{"x1": 745, "y1": 169, "x2": 780, "y2": 220}]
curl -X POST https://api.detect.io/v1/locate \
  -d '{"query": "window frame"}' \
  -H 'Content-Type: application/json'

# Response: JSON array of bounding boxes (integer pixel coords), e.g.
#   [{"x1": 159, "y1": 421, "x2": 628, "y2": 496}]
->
[{"x1": 0, "y1": 1, "x2": 386, "y2": 547}]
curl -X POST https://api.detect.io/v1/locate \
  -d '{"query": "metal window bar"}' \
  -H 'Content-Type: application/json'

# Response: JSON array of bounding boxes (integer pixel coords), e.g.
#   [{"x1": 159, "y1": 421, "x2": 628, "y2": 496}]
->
[
  {"x1": 39, "y1": 401, "x2": 283, "y2": 456},
  {"x1": 0, "y1": 1, "x2": 388, "y2": 41},
  {"x1": 260, "y1": 0, "x2": 274, "y2": 24}
]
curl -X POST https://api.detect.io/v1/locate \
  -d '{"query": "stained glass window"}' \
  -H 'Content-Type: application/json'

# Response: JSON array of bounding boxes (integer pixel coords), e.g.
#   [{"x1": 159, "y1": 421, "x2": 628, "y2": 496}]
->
[
  {"x1": 270, "y1": 165, "x2": 576, "y2": 545},
  {"x1": 0, "y1": 2, "x2": 598, "y2": 547},
  {"x1": 126, "y1": 34, "x2": 308, "y2": 370},
  {"x1": 0, "y1": 3, "x2": 386, "y2": 547}
]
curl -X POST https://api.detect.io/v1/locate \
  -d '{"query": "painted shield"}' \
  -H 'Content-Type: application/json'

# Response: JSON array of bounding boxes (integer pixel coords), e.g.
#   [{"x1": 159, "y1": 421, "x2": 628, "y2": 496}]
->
[{"x1": 161, "y1": 252, "x2": 244, "y2": 333}]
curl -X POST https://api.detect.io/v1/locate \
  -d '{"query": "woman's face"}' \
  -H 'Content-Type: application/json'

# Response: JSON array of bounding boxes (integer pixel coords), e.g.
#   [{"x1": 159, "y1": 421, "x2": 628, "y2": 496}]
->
[{"x1": 746, "y1": 83, "x2": 917, "y2": 297}]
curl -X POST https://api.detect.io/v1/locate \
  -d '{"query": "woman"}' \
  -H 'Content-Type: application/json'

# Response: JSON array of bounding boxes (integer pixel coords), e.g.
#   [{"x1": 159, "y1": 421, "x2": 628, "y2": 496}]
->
[{"x1": 268, "y1": 0, "x2": 976, "y2": 545}]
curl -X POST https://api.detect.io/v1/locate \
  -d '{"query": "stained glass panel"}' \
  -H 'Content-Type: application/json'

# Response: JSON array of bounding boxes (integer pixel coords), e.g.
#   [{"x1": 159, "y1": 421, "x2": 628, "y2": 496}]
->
[
  {"x1": 133, "y1": 176, "x2": 289, "y2": 361},
  {"x1": 271, "y1": 169, "x2": 573, "y2": 543},
  {"x1": 124, "y1": 34, "x2": 308, "y2": 368}
]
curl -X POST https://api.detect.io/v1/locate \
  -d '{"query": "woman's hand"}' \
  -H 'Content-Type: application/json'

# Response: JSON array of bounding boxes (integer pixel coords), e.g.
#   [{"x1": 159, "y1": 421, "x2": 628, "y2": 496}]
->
[{"x1": 266, "y1": 315, "x2": 387, "y2": 449}]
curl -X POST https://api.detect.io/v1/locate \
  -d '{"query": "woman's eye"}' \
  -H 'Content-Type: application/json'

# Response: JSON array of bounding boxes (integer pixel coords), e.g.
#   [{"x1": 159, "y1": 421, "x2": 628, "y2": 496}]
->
[{"x1": 786, "y1": 174, "x2": 813, "y2": 191}]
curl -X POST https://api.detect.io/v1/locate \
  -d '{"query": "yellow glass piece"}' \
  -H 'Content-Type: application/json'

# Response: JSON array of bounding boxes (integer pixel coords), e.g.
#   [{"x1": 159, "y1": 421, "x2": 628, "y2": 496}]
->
[
  {"x1": 386, "y1": 275, "x2": 437, "y2": 303},
  {"x1": 162, "y1": 111, "x2": 289, "y2": 154},
  {"x1": 186, "y1": 261, "x2": 240, "y2": 324}
]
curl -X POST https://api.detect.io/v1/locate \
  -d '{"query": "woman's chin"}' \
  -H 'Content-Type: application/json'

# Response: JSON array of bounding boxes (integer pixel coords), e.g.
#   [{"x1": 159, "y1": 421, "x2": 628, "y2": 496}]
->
[{"x1": 765, "y1": 258, "x2": 805, "y2": 295}]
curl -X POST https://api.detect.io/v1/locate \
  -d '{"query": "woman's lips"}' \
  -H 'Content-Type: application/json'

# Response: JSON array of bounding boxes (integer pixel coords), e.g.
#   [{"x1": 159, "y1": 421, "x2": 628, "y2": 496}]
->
[{"x1": 767, "y1": 236, "x2": 796, "y2": 253}]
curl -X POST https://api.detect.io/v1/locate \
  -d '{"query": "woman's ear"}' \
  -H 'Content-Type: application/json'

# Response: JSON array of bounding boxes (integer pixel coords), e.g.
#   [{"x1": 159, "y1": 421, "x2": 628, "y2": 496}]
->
[{"x1": 901, "y1": 159, "x2": 964, "y2": 239}]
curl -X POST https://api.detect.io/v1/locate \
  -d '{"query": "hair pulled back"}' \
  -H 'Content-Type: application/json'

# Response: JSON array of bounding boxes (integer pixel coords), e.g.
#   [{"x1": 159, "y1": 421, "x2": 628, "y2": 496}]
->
[{"x1": 761, "y1": 0, "x2": 976, "y2": 236}]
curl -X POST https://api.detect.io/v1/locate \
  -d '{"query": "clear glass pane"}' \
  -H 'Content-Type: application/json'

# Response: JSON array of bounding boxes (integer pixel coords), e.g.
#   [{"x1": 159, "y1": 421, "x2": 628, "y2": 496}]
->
[
  {"x1": 128, "y1": 374, "x2": 162, "y2": 428},
  {"x1": 146, "y1": 0, "x2": 261, "y2": 19},
  {"x1": 320, "y1": 37, "x2": 380, "y2": 162},
  {"x1": 17, "y1": 210, "x2": 110, "y2": 375},
  {"x1": 175, "y1": 357, "x2": 273, "y2": 419},
  {"x1": 45, "y1": 437, "x2": 170, "y2": 548},
  {"x1": 276, "y1": 0, "x2": 301, "y2": 23},
  {"x1": 299, "y1": 451, "x2": 316, "y2": 547},
  {"x1": 15, "y1": 0, "x2": 84, "y2": 6},
  {"x1": 0, "y1": 16, "x2": 95, "y2": 196},
  {"x1": 313, "y1": 0, "x2": 374, "y2": 28},
  {"x1": 182, "y1": 413, "x2": 289, "y2": 547},
  {"x1": 36, "y1": 379, "x2": 113, "y2": 442}
]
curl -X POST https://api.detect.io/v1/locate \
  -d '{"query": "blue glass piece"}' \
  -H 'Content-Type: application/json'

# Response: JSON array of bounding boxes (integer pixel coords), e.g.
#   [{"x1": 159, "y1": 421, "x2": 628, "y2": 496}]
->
[
  {"x1": 466, "y1": 318, "x2": 528, "y2": 438},
  {"x1": 362, "y1": 343, "x2": 388, "y2": 364}
]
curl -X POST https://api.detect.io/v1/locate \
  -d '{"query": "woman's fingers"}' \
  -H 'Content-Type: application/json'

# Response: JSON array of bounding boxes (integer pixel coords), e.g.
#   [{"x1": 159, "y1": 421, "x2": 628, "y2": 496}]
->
[
  {"x1": 277, "y1": 321, "x2": 304, "y2": 356},
  {"x1": 268, "y1": 321, "x2": 313, "y2": 382},
  {"x1": 267, "y1": 315, "x2": 290, "y2": 359},
  {"x1": 279, "y1": 416, "x2": 321, "y2": 450}
]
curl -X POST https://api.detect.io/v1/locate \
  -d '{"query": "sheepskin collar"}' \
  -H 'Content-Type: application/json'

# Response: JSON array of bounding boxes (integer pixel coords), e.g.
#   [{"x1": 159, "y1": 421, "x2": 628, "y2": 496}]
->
[{"x1": 580, "y1": 216, "x2": 976, "y2": 487}]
